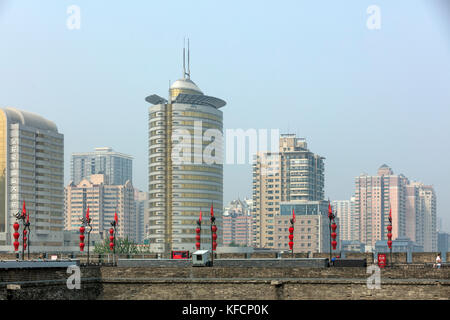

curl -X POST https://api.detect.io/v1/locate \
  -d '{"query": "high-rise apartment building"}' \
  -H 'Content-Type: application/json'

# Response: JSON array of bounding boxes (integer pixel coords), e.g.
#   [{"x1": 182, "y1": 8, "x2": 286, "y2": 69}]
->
[
  {"x1": 410, "y1": 183, "x2": 437, "y2": 251},
  {"x1": 0, "y1": 107, "x2": 64, "y2": 252},
  {"x1": 252, "y1": 134, "x2": 325, "y2": 249},
  {"x1": 222, "y1": 198, "x2": 253, "y2": 247},
  {"x1": 354, "y1": 164, "x2": 436, "y2": 251},
  {"x1": 145, "y1": 45, "x2": 226, "y2": 254},
  {"x1": 332, "y1": 197, "x2": 357, "y2": 241},
  {"x1": 134, "y1": 189, "x2": 149, "y2": 244},
  {"x1": 355, "y1": 165, "x2": 408, "y2": 250},
  {"x1": 65, "y1": 174, "x2": 136, "y2": 241},
  {"x1": 71, "y1": 147, "x2": 133, "y2": 185}
]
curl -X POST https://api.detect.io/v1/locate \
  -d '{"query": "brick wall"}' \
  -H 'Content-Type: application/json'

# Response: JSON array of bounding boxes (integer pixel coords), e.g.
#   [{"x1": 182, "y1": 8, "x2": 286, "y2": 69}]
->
[{"x1": 2, "y1": 265, "x2": 449, "y2": 300}]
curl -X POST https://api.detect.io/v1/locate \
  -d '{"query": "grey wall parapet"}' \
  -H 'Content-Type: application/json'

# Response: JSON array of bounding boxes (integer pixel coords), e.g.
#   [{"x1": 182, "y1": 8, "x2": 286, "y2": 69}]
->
[{"x1": 117, "y1": 258, "x2": 329, "y2": 268}]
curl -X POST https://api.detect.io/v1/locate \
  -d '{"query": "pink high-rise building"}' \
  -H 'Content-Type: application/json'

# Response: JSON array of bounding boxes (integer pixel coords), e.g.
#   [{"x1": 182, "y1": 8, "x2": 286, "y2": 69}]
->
[
  {"x1": 354, "y1": 164, "x2": 437, "y2": 251},
  {"x1": 355, "y1": 165, "x2": 408, "y2": 250}
]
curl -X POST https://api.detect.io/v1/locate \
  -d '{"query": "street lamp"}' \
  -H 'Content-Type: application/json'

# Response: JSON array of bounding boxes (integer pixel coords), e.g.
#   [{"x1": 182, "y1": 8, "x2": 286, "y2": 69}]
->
[
  {"x1": 328, "y1": 201, "x2": 338, "y2": 265},
  {"x1": 109, "y1": 210, "x2": 118, "y2": 266},
  {"x1": 210, "y1": 204, "x2": 217, "y2": 266},
  {"x1": 387, "y1": 207, "x2": 393, "y2": 267},
  {"x1": 13, "y1": 201, "x2": 30, "y2": 260},
  {"x1": 288, "y1": 208, "x2": 295, "y2": 258},
  {"x1": 196, "y1": 209, "x2": 202, "y2": 250},
  {"x1": 79, "y1": 206, "x2": 92, "y2": 265}
]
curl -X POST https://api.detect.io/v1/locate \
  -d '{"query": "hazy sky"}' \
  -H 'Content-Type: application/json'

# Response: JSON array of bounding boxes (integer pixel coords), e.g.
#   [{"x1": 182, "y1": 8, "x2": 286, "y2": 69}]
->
[{"x1": 1, "y1": 1, "x2": 449, "y2": 231}]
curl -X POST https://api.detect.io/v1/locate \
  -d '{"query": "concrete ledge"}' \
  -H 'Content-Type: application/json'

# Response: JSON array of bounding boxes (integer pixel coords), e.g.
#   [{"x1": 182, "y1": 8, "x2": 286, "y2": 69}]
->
[
  {"x1": 0, "y1": 260, "x2": 80, "y2": 269},
  {"x1": 117, "y1": 259, "x2": 191, "y2": 267},
  {"x1": 117, "y1": 258, "x2": 329, "y2": 268}
]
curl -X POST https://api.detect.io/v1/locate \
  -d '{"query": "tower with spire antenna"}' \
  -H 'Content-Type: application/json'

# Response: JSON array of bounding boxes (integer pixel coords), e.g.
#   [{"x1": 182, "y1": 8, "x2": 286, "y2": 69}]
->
[{"x1": 145, "y1": 41, "x2": 227, "y2": 255}]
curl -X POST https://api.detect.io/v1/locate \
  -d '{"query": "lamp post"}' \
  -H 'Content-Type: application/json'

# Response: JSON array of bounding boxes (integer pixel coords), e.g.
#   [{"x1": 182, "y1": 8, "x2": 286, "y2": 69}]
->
[
  {"x1": 387, "y1": 208, "x2": 393, "y2": 267},
  {"x1": 328, "y1": 201, "x2": 338, "y2": 265},
  {"x1": 288, "y1": 208, "x2": 295, "y2": 258},
  {"x1": 13, "y1": 201, "x2": 29, "y2": 260},
  {"x1": 79, "y1": 206, "x2": 92, "y2": 265},
  {"x1": 196, "y1": 209, "x2": 202, "y2": 251},
  {"x1": 109, "y1": 210, "x2": 118, "y2": 266},
  {"x1": 210, "y1": 204, "x2": 217, "y2": 266}
]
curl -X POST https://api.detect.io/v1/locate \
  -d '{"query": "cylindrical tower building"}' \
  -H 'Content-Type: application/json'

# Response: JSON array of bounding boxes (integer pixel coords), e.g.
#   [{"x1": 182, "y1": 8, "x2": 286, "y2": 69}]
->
[{"x1": 146, "y1": 49, "x2": 226, "y2": 255}]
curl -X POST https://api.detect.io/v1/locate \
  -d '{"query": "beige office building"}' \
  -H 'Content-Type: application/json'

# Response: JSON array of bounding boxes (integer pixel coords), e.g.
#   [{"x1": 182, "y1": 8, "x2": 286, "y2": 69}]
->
[
  {"x1": 65, "y1": 174, "x2": 136, "y2": 242},
  {"x1": 0, "y1": 107, "x2": 64, "y2": 252},
  {"x1": 145, "y1": 46, "x2": 226, "y2": 254},
  {"x1": 252, "y1": 134, "x2": 325, "y2": 249},
  {"x1": 274, "y1": 201, "x2": 335, "y2": 253}
]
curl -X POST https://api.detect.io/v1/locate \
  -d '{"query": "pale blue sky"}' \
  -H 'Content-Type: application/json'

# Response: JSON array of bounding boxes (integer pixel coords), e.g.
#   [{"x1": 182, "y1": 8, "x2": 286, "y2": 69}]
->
[{"x1": 1, "y1": 1, "x2": 449, "y2": 231}]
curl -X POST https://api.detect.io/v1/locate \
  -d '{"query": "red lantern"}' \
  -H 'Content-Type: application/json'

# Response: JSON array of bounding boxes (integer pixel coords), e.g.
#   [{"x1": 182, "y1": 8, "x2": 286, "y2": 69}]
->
[
  {"x1": 13, "y1": 232, "x2": 20, "y2": 240},
  {"x1": 23, "y1": 243, "x2": 27, "y2": 250},
  {"x1": 211, "y1": 225, "x2": 217, "y2": 233},
  {"x1": 109, "y1": 242, "x2": 114, "y2": 250},
  {"x1": 13, "y1": 241, "x2": 20, "y2": 251},
  {"x1": 79, "y1": 242, "x2": 85, "y2": 251},
  {"x1": 13, "y1": 222, "x2": 19, "y2": 231},
  {"x1": 288, "y1": 234, "x2": 294, "y2": 241},
  {"x1": 109, "y1": 228, "x2": 114, "y2": 235},
  {"x1": 387, "y1": 240, "x2": 392, "y2": 248},
  {"x1": 23, "y1": 230, "x2": 27, "y2": 236},
  {"x1": 331, "y1": 240, "x2": 337, "y2": 249},
  {"x1": 80, "y1": 234, "x2": 85, "y2": 242},
  {"x1": 387, "y1": 225, "x2": 392, "y2": 232},
  {"x1": 108, "y1": 236, "x2": 113, "y2": 242},
  {"x1": 195, "y1": 235, "x2": 200, "y2": 241},
  {"x1": 289, "y1": 241, "x2": 294, "y2": 249},
  {"x1": 79, "y1": 226, "x2": 85, "y2": 234},
  {"x1": 331, "y1": 232, "x2": 337, "y2": 240},
  {"x1": 196, "y1": 228, "x2": 201, "y2": 234},
  {"x1": 387, "y1": 233, "x2": 392, "y2": 239},
  {"x1": 331, "y1": 223, "x2": 337, "y2": 231},
  {"x1": 196, "y1": 242, "x2": 201, "y2": 249},
  {"x1": 212, "y1": 242, "x2": 217, "y2": 250},
  {"x1": 289, "y1": 227, "x2": 294, "y2": 234},
  {"x1": 212, "y1": 233, "x2": 217, "y2": 241},
  {"x1": 23, "y1": 236, "x2": 27, "y2": 242}
]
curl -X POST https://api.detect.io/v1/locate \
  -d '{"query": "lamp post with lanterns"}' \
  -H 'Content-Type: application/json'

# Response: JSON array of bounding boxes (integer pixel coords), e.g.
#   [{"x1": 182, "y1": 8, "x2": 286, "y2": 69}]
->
[
  {"x1": 79, "y1": 206, "x2": 92, "y2": 265},
  {"x1": 13, "y1": 201, "x2": 29, "y2": 260},
  {"x1": 109, "y1": 211, "x2": 118, "y2": 266},
  {"x1": 328, "y1": 201, "x2": 338, "y2": 265},
  {"x1": 196, "y1": 209, "x2": 202, "y2": 251},
  {"x1": 288, "y1": 208, "x2": 295, "y2": 258},
  {"x1": 210, "y1": 204, "x2": 217, "y2": 266},
  {"x1": 387, "y1": 208, "x2": 393, "y2": 267}
]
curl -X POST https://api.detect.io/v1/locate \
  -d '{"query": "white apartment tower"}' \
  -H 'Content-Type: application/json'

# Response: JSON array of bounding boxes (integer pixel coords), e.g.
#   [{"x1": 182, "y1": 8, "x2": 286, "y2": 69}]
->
[{"x1": 0, "y1": 107, "x2": 64, "y2": 252}]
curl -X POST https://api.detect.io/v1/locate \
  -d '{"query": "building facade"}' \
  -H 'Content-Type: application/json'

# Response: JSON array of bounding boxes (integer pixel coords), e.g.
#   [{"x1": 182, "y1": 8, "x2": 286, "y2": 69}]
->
[
  {"x1": 145, "y1": 49, "x2": 226, "y2": 254},
  {"x1": 0, "y1": 107, "x2": 64, "y2": 252},
  {"x1": 274, "y1": 201, "x2": 336, "y2": 253},
  {"x1": 354, "y1": 165, "x2": 409, "y2": 250},
  {"x1": 332, "y1": 197, "x2": 357, "y2": 241},
  {"x1": 252, "y1": 134, "x2": 325, "y2": 249},
  {"x1": 222, "y1": 198, "x2": 253, "y2": 247},
  {"x1": 71, "y1": 147, "x2": 133, "y2": 185},
  {"x1": 65, "y1": 174, "x2": 136, "y2": 242},
  {"x1": 355, "y1": 164, "x2": 437, "y2": 252},
  {"x1": 134, "y1": 189, "x2": 149, "y2": 244}
]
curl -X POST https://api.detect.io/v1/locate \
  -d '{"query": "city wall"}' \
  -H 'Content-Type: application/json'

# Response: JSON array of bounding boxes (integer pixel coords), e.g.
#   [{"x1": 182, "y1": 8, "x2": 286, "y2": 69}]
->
[
  {"x1": 1, "y1": 263, "x2": 449, "y2": 300},
  {"x1": 1, "y1": 252, "x2": 446, "y2": 264}
]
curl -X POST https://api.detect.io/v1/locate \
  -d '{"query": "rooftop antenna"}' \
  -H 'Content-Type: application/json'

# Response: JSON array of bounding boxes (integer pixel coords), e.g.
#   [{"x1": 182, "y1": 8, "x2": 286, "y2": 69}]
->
[
  {"x1": 187, "y1": 38, "x2": 190, "y2": 79},
  {"x1": 183, "y1": 38, "x2": 186, "y2": 79}
]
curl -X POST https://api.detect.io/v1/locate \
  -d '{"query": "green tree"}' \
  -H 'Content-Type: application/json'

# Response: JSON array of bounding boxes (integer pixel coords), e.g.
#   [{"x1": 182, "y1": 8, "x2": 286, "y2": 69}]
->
[{"x1": 94, "y1": 237, "x2": 139, "y2": 254}]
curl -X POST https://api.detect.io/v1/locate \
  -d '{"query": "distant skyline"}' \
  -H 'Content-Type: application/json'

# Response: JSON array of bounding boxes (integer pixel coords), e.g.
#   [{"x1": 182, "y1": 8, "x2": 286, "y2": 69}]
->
[{"x1": 1, "y1": 0, "x2": 449, "y2": 231}]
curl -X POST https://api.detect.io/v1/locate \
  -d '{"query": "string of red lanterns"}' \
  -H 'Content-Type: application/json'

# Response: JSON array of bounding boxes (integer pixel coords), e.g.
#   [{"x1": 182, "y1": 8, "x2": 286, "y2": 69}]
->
[{"x1": 196, "y1": 209, "x2": 202, "y2": 250}]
